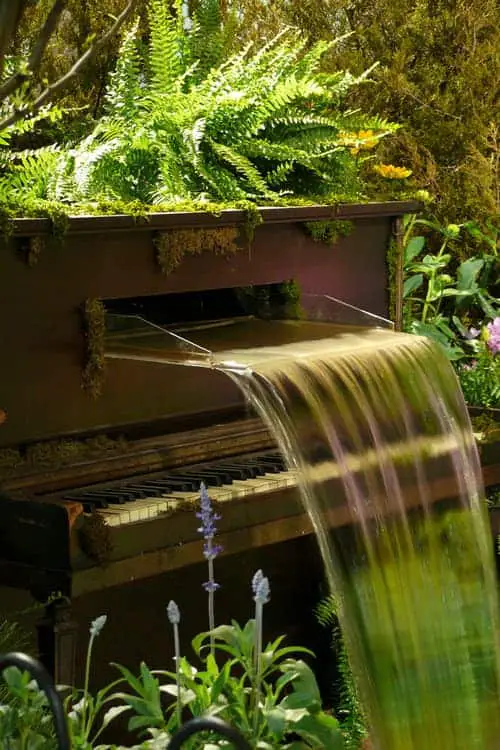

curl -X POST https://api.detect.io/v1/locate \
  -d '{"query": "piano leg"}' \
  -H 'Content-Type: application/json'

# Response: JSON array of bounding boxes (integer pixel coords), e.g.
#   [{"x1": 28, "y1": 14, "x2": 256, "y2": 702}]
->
[{"x1": 36, "y1": 599, "x2": 78, "y2": 687}]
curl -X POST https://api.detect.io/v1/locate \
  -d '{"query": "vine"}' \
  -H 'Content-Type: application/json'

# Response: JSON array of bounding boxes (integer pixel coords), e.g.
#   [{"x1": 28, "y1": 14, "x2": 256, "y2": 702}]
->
[{"x1": 81, "y1": 298, "x2": 107, "y2": 398}]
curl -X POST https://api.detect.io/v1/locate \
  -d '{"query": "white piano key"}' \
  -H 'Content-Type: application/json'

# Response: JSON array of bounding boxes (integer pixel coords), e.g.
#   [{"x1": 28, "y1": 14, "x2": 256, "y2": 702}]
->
[{"x1": 98, "y1": 467, "x2": 299, "y2": 527}]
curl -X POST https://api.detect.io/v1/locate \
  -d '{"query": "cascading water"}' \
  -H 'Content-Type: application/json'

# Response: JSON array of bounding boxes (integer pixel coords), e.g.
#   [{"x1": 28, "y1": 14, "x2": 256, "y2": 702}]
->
[
  {"x1": 104, "y1": 314, "x2": 500, "y2": 747},
  {"x1": 220, "y1": 332, "x2": 500, "y2": 749}
]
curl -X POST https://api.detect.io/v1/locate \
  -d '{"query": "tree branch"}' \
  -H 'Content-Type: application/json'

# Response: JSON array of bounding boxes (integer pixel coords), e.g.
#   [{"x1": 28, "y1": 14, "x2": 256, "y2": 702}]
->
[
  {"x1": 0, "y1": 0, "x2": 67, "y2": 102},
  {"x1": 0, "y1": 0, "x2": 29, "y2": 80},
  {"x1": 0, "y1": 0, "x2": 138, "y2": 132}
]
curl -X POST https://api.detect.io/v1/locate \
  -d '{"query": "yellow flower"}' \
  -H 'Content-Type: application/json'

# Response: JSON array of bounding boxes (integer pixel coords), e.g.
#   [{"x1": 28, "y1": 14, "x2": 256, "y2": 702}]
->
[
  {"x1": 374, "y1": 163, "x2": 412, "y2": 179},
  {"x1": 339, "y1": 129, "x2": 379, "y2": 153},
  {"x1": 356, "y1": 130, "x2": 378, "y2": 150}
]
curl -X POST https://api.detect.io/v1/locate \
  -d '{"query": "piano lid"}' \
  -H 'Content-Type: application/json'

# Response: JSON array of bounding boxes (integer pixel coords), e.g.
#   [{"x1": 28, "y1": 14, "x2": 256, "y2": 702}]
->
[{"x1": 103, "y1": 293, "x2": 396, "y2": 372}]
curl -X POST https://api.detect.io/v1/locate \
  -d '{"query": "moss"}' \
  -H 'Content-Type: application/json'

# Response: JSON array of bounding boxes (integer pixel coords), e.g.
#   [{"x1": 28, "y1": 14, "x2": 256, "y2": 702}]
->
[
  {"x1": 470, "y1": 413, "x2": 500, "y2": 443},
  {"x1": 81, "y1": 298, "x2": 106, "y2": 398},
  {"x1": 303, "y1": 219, "x2": 354, "y2": 245},
  {"x1": 387, "y1": 218, "x2": 404, "y2": 328},
  {"x1": 0, "y1": 434, "x2": 127, "y2": 481},
  {"x1": 0, "y1": 448, "x2": 23, "y2": 477},
  {"x1": 155, "y1": 226, "x2": 239, "y2": 275},
  {"x1": 278, "y1": 279, "x2": 303, "y2": 319},
  {"x1": 78, "y1": 512, "x2": 113, "y2": 565},
  {"x1": 27, "y1": 235, "x2": 45, "y2": 266}
]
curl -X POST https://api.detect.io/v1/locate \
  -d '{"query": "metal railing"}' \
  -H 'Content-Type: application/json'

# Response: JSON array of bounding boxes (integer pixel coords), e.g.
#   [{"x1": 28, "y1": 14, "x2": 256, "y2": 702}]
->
[{"x1": 0, "y1": 652, "x2": 252, "y2": 750}]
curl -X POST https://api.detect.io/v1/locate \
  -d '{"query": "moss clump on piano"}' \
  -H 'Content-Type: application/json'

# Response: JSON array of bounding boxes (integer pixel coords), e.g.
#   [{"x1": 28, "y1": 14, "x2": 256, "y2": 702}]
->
[
  {"x1": 0, "y1": 434, "x2": 127, "y2": 481},
  {"x1": 304, "y1": 220, "x2": 354, "y2": 245},
  {"x1": 155, "y1": 227, "x2": 239, "y2": 275},
  {"x1": 79, "y1": 513, "x2": 113, "y2": 565},
  {"x1": 82, "y1": 298, "x2": 106, "y2": 398}
]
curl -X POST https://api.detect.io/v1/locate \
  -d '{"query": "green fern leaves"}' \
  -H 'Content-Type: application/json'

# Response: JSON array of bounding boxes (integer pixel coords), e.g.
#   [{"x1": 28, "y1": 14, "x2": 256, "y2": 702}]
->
[{"x1": 1, "y1": 1, "x2": 399, "y2": 209}]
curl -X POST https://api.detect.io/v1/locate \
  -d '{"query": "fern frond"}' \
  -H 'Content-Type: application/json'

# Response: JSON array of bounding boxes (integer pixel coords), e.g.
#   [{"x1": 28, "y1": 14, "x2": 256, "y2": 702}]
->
[
  {"x1": 105, "y1": 20, "x2": 142, "y2": 122},
  {"x1": 148, "y1": 0, "x2": 185, "y2": 94}
]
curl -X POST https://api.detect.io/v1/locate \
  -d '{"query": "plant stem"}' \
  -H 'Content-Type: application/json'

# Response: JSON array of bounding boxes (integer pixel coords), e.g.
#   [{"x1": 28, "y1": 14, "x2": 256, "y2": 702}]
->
[
  {"x1": 81, "y1": 633, "x2": 95, "y2": 739},
  {"x1": 173, "y1": 622, "x2": 182, "y2": 728},
  {"x1": 252, "y1": 602, "x2": 263, "y2": 739},
  {"x1": 208, "y1": 549, "x2": 215, "y2": 654},
  {"x1": 421, "y1": 236, "x2": 449, "y2": 323}
]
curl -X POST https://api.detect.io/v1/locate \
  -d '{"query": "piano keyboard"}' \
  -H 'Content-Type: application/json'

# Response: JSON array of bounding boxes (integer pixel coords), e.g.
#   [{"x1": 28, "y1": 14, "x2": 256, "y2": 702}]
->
[{"x1": 62, "y1": 453, "x2": 299, "y2": 527}]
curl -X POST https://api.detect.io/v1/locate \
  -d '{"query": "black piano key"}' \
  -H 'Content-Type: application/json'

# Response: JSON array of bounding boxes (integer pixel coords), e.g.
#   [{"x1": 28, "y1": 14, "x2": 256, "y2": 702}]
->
[
  {"x1": 137, "y1": 478, "x2": 196, "y2": 492},
  {"x1": 212, "y1": 464, "x2": 252, "y2": 480},
  {"x1": 171, "y1": 472, "x2": 224, "y2": 488},
  {"x1": 193, "y1": 468, "x2": 234, "y2": 485},
  {"x1": 104, "y1": 488, "x2": 147, "y2": 501},
  {"x1": 216, "y1": 462, "x2": 258, "y2": 479},
  {"x1": 123, "y1": 484, "x2": 164, "y2": 498},
  {"x1": 81, "y1": 490, "x2": 129, "y2": 504},
  {"x1": 63, "y1": 494, "x2": 109, "y2": 509},
  {"x1": 181, "y1": 470, "x2": 233, "y2": 486},
  {"x1": 257, "y1": 455, "x2": 286, "y2": 471}
]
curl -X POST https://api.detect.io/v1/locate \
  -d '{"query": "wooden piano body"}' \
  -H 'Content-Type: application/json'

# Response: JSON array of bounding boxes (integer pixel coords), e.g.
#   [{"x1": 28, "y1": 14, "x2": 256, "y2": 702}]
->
[{"x1": 1, "y1": 200, "x2": 497, "y2": 689}]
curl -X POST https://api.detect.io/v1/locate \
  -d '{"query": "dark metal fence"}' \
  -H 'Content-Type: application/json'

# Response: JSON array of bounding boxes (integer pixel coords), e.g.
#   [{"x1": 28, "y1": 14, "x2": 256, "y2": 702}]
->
[{"x1": 0, "y1": 652, "x2": 252, "y2": 750}]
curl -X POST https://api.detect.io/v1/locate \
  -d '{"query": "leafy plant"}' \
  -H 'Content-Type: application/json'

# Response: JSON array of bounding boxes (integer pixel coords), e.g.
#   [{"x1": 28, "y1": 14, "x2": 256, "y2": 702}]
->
[
  {"x1": 402, "y1": 214, "x2": 499, "y2": 362},
  {"x1": 0, "y1": 0, "x2": 398, "y2": 214},
  {"x1": 0, "y1": 485, "x2": 344, "y2": 750}
]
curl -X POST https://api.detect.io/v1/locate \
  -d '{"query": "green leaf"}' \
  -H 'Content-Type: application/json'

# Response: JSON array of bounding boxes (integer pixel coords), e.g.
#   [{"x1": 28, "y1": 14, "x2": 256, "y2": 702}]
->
[
  {"x1": 279, "y1": 660, "x2": 321, "y2": 712},
  {"x1": 293, "y1": 711, "x2": 343, "y2": 749},
  {"x1": 457, "y1": 258, "x2": 484, "y2": 291},
  {"x1": 404, "y1": 235, "x2": 425, "y2": 263},
  {"x1": 403, "y1": 274, "x2": 424, "y2": 298}
]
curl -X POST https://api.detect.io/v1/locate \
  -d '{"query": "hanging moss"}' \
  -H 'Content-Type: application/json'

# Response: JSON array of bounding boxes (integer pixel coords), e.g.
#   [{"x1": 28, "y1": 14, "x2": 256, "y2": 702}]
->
[
  {"x1": 242, "y1": 204, "x2": 264, "y2": 246},
  {"x1": 155, "y1": 226, "x2": 239, "y2": 275},
  {"x1": 303, "y1": 219, "x2": 354, "y2": 245},
  {"x1": 78, "y1": 513, "x2": 113, "y2": 565},
  {"x1": 81, "y1": 298, "x2": 106, "y2": 398},
  {"x1": 386, "y1": 229, "x2": 402, "y2": 328},
  {"x1": 26, "y1": 235, "x2": 45, "y2": 266},
  {"x1": 278, "y1": 280, "x2": 303, "y2": 319}
]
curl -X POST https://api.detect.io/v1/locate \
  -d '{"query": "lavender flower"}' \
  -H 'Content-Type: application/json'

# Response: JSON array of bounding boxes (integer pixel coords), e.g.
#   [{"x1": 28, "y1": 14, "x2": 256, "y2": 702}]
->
[
  {"x1": 254, "y1": 575, "x2": 270, "y2": 605},
  {"x1": 197, "y1": 483, "x2": 223, "y2": 649},
  {"x1": 252, "y1": 570, "x2": 271, "y2": 735},
  {"x1": 167, "y1": 600, "x2": 180, "y2": 626},
  {"x1": 89, "y1": 615, "x2": 107, "y2": 638},
  {"x1": 486, "y1": 317, "x2": 500, "y2": 354},
  {"x1": 252, "y1": 569, "x2": 264, "y2": 596}
]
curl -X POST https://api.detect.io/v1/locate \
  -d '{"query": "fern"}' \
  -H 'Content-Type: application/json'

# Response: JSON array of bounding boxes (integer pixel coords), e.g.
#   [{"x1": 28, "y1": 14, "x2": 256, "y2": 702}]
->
[
  {"x1": 105, "y1": 20, "x2": 143, "y2": 122},
  {"x1": 1, "y1": 2, "x2": 399, "y2": 210},
  {"x1": 316, "y1": 595, "x2": 368, "y2": 750}
]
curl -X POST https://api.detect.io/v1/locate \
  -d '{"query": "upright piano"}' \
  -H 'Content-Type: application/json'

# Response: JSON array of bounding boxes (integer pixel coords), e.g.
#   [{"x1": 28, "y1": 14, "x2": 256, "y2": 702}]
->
[{"x1": 1, "y1": 201, "x2": 497, "y2": 684}]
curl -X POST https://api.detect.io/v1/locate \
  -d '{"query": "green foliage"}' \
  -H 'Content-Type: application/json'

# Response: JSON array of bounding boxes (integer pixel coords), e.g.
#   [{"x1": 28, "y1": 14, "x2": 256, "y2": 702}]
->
[
  {"x1": 316, "y1": 596, "x2": 368, "y2": 750},
  {"x1": 457, "y1": 349, "x2": 500, "y2": 410},
  {"x1": 402, "y1": 214, "x2": 500, "y2": 363},
  {"x1": 111, "y1": 619, "x2": 342, "y2": 749},
  {"x1": 236, "y1": 0, "x2": 499, "y2": 228},
  {"x1": 0, "y1": 667, "x2": 57, "y2": 749},
  {"x1": 0, "y1": 1, "x2": 399, "y2": 214}
]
